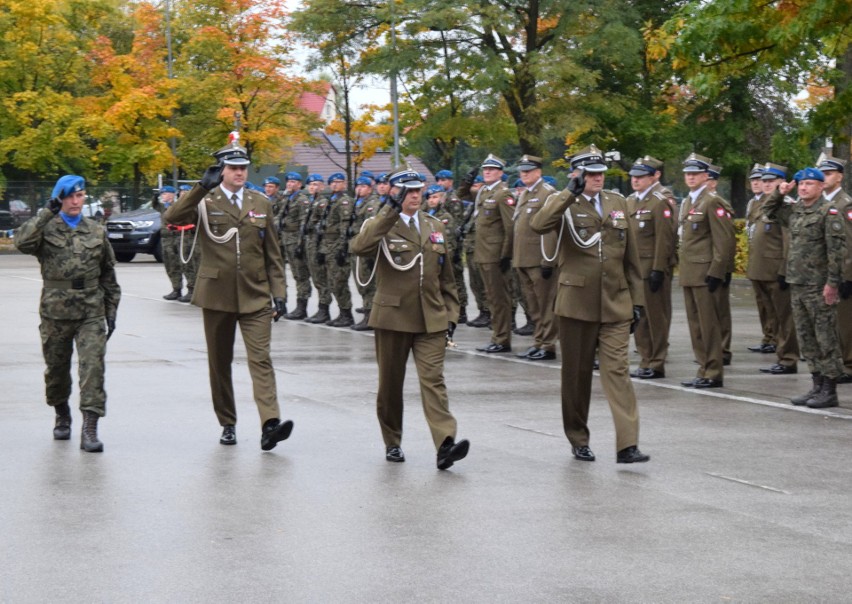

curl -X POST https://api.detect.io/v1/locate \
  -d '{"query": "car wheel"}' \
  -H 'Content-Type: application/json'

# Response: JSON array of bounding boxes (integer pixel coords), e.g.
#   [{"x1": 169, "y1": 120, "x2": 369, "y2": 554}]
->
[
  {"x1": 153, "y1": 238, "x2": 163, "y2": 263},
  {"x1": 115, "y1": 252, "x2": 136, "y2": 263}
]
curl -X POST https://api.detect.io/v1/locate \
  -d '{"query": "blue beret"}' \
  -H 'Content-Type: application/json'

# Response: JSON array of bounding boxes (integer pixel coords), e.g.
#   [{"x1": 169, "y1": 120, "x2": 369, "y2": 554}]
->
[
  {"x1": 794, "y1": 167, "x2": 824, "y2": 183},
  {"x1": 306, "y1": 174, "x2": 324, "y2": 184},
  {"x1": 513, "y1": 179, "x2": 524, "y2": 188},
  {"x1": 542, "y1": 176, "x2": 557, "y2": 186},
  {"x1": 355, "y1": 176, "x2": 372, "y2": 186},
  {"x1": 245, "y1": 181, "x2": 265, "y2": 192},
  {"x1": 501, "y1": 173, "x2": 508, "y2": 181},
  {"x1": 179, "y1": 184, "x2": 192, "y2": 191},
  {"x1": 360, "y1": 170, "x2": 375, "y2": 181},
  {"x1": 160, "y1": 185, "x2": 176, "y2": 193},
  {"x1": 264, "y1": 176, "x2": 281, "y2": 185},
  {"x1": 284, "y1": 172, "x2": 302, "y2": 182},
  {"x1": 52, "y1": 175, "x2": 86, "y2": 199},
  {"x1": 328, "y1": 172, "x2": 346, "y2": 184},
  {"x1": 435, "y1": 169, "x2": 453, "y2": 179},
  {"x1": 474, "y1": 175, "x2": 484, "y2": 183},
  {"x1": 376, "y1": 173, "x2": 388, "y2": 183},
  {"x1": 425, "y1": 184, "x2": 444, "y2": 197}
]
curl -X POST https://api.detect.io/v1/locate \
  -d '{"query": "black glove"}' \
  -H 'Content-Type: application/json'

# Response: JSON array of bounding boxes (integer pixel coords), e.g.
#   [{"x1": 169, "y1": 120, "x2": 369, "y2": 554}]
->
[
  {"x1": 294, "y1": 243, "x2": 304, "y2": 259},
  {"x1": 630, "y1": 306, "x2": 642, "y2": 334},
  {"x1": 839, "y1": 280, "x2": 852, "y2": 299},
  {"x1": 461, "y1": 167, "x2": 478, "y2": 186},
  {"x1": 106, "y1": 318, "x2": 116, "y2": 340},
  {"x1": 47, "y1": 197, "x2": 62, "y2": 214},
  {"x1": 447, "y1": 321, "x2": 456, "y2": 339},
  {"x1": 499, "y1": 257, "x2": 512, "y2": 273},
  {"x1": 705, "y1": 275, "x2": 722, "y2": 293},
  {"x1": 335, "y1": 248, "x2": 348, "y2": 266},
  {"x1": 273, "y1": 297, "x2": 286, "y2": 322},
  {"x1": 779, "y1": 275, "x2": 791, "y2": 292},
  {"x1": 387, "y1": 189, "x2": 405, "y2": 210},
  {"x1": 567, "y1": 172, "x2": 586, "y2": 195},
  {"x1": 648, "y1": 270, "x2": 664, "y2": 293},
  {"x1": 316, "y1": 252, "x2": 326, "y2": 265},
  {"x1": 723, "y1": 272, "x2": 732, "y2": 288},
  {"x1": 200, "y1": 162, "x2": 224, "y2": 190},
  {"x1": 541, "y1": 266, "x2": 553, "y2": 280}
]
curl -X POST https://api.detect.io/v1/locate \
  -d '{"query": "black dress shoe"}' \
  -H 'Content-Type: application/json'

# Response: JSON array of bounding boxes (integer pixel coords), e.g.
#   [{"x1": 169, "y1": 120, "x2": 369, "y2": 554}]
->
[
  {"x1": 528, "y1": 349, "x2": 556, "y2": 361},
  {"x1": 836, "y1": 373, "x2": 852, "y2": 384},
  {"x1": 592, "y1": 359, "x2": 600, "y2": 370},
  {"x1": 437, "y1": 437, "x2": 470, "y2": 470},
  {"x1": 632, "y1": 368, "x2": 664, "y2": 379},
  {"x1": 385, "y1": 445, "x2": 405, "y2": 462},
  {"x1": 617, "y1": 445, "x2": 650, "y2": 463},
  {"x1": 260, "y1": 418, "x2": 294, "y2": 451},
  {"x1": 476, "y1": 343, "x2": 511, "y2": 353},
  {"x1": 220, "y1": 425, "x2": 236, "y2": 445},
  {"x1": 759, "y1": 363, "x2": 797, "y2": 375},
  {"x1": 517, "y1": 346, "x2": 539, "y2": 358},
  {"x1": 572, "y1": 445, "x2": 595, "y2": 461},
  {"x1": 681, "y1": 378, "x2": 698, "y2": 387},
  {"x1": 748, "y1": 343, "x2": 776, "y2": 353},
  {"x1": 693, "y1": 378, "x2": 723, "y2": 389}
]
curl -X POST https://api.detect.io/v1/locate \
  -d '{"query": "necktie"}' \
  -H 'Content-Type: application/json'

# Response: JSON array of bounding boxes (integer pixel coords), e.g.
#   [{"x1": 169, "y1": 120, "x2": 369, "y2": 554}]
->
[
  {"x1": 593, "y1": 196, "x2": 603, "y2": 217},
  {"x1": 409, "y1": 217, "x2": 419, "y2": 235},
  {"x1": 231, "y1": 193, "x2": 239, "y2": 209}
]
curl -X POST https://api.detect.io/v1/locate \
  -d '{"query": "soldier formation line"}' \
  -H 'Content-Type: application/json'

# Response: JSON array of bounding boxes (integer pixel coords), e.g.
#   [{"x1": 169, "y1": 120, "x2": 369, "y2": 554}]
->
[{"x1": 14, "y1": 143, "x2": 852, "y2": 468}]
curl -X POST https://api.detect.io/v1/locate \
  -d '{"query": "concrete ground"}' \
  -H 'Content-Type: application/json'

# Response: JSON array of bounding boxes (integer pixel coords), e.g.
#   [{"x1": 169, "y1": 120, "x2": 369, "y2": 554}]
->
[{"x1": 1, "y1": 253, "x2": 851, "y2": 603}]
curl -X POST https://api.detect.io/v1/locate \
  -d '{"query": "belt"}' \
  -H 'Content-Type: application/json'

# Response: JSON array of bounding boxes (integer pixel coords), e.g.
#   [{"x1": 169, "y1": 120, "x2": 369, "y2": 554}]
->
[{"x1": 43, "y1": 278, "x2": 99, "y2": 290}]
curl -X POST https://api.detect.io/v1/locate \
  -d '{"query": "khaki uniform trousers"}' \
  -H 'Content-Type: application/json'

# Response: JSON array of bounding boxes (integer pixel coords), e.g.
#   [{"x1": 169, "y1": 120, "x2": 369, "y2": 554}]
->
[
  {"x1": 751, "y1": 281, "x2": 778, "y2": 347},
  {"x1": 202, "y1": 307, "x2": 280, "y2": 427},
  {"x1": 634, "y1": 271, "x2": 672, "y2": 373},
  {"x1": 714, "y1": 285, "x2": 733, "y2": 363},
  {"x1": 517, "y1": 266, "x2": 558, "y2": 352},
  {"x1": 684, "y1": 286, "x2": 724, "y2": 381},
  {"x1": 558, "y1": 317, "x2": 639, "y2": 452},
  {"x1": 374, "y1": 329, "x2": 457, "y2": 449},
  {"x1": 752, "y1": 280, "x2": 798, "y2": 367},
  {"x1": 464, "y1": 237, "x2": 488, "y2": 313},
  {"x1": 837, "y1": 297, "x2": 852, "y2": 374},
  {"x1": 478, "y1": 261, "x2": 512, "y2": 346}
]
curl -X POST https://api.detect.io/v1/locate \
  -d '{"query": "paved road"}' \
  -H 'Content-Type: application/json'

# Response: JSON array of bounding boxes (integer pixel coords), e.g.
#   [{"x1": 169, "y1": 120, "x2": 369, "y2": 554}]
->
[{"x1": 1, "y1": 254, "x2": 851, "y2": 602}]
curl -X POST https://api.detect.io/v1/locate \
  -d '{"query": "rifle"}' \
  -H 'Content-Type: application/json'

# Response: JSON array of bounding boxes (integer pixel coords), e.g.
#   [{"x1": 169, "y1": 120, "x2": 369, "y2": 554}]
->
[
  {"x1": 453, "y1": 201, "x2": 476, "y2": 262},
  {"x1": 277, "y1": 193, "x2": 293, "y2": 233}
]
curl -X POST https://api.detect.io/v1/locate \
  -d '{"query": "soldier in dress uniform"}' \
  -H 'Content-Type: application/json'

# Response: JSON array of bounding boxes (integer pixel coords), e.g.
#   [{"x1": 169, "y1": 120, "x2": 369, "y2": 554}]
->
[
  {"x1": 163, "y1": 144, "x2": 293, "y2": 449},
  {"x1": 512, "y1": 155, "x2": 559, "y2": 361},
  {"x1": 350, "y1": 175, "x2": 382, "y2": 331},
  {"x1": 15, "y1": 175, "x2": 121, "y2": 452},
  {"x1": 678, "y1": 153, "x2": 736, "y2": 388},
  {"x1": 819, "y1": 157, "x2": 852, "y2": 383},
  {"x1": 277, "y1": 173, "x2": 313, "y2": 320},
  {"x1": 155, "y1": 186, "x2": 198, "y2": 303},
  {"x1": 707, "y1": 165, "x2": 736, "y2": 366},
  {"x1": 763, "y1": 167, "x2": 843, "y2": 408},
  {"x1": 530, "y1": 145, "x2": 649, "y2": 463},
  {"x1": 748, "y1": 163, "x2": 799, "y2": 374},
  {"x1": 302, "y1": 174, "x2": 333, "y2": 324},
  {"x1": 473, "y1": 154, "x2": 516, "y2": 353},
  {"x1": 321, "y1": 173, "x2": 355, "y2": 327},
  {"x1": 350, "y1": 167, "x2": 469, "y2": 470},
  {"x1": 626, "y1": 156, "x2": 677, "y2": 379},
  {"x1": 745, "y1": 164, "x2": 778, "y2": 353}
]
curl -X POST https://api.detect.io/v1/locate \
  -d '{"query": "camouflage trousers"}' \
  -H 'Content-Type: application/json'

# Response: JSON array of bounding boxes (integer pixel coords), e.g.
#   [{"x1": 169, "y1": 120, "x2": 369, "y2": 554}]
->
[
  {"x1": 325, "y1": 242, "x2": 352, "y2": 310},
  {"x1": 790, "y1": 285, "x2": 843, "y2": 379},
  {"x1": 40, "y1": 316, "x2": 107, "y2": 416},
  {"x1": 451, "y1": 252, "x2": 468, "y2": 309},
  {"x1": 283, "y1": 237, "x2": 312, "y2": 301},
  {"x1": 352, "y1": 254, "x2": 376, "y2": 310},
  {"x1": 306, "y1": 238, "x2": 331, "y2": 305},
  {"x1": 162, "y1": 231, "x2": 199, "y2": 291}
]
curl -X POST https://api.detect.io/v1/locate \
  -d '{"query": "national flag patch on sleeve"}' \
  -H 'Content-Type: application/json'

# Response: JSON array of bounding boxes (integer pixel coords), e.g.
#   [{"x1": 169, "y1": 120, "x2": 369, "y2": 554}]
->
[
  {"x1": 846, "y1": 210, "x2": 852, "y2": 221},
  {"x1": 829, "y1": 207, "x2": 838, "y2": 215},
  {"x1": 663, "y1": 208, "x2": 672, "y2": 218},
  {"x1": 716, "y1": 207, "x2": 726, "y2": 217},
  {"x1": 505, "y1": 196, "x2": 515, "y2": 206}
]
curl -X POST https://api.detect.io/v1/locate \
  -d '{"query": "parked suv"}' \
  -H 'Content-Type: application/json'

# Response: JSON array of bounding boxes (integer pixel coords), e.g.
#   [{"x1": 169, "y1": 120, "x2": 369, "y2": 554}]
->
[
  {"x1": 105, "y1": 202, "x2": 163, "y2": 263},
  {"x1": 8, "y1": 200, "x2": 32, "y2": 226}
]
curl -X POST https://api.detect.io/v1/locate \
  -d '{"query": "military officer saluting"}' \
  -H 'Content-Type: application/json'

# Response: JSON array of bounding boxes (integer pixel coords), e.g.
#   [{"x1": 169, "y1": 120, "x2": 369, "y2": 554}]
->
[
  {"x1": 164, "y1": 143, "x2": 294, "y2": 449},
  {"x1": 512, "y1": 155, "x2": 559, "y2": 361},
  {"x1": 679, "y1": 153, "x2": 736, "y2": 389},
  {"x1": 350, "y1": 167, "x2": 469, "y2": 470},
  {"x1": 531, "y1": 145, "x2": 649, "y2": 464},
  {"x1": 474, "y1": 154, "x2": 516, "y2": 353}
]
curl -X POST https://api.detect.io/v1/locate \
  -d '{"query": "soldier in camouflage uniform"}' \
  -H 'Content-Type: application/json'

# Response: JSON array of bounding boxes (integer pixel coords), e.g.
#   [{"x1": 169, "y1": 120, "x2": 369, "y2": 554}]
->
[
  {"x1": 155, "y1": 185, "x2": 199, "y2": 303},
  {"x1": 764, "y1": 167, "x2": 844, "y2": 408},
  {"x1": 436, "y1": 170, "x2": 469, "y2": 322},
  {"x1": 302, "y1": 174, "x2": 333, "y2": 324},
  {"x1": 350, "y1": 175, "x2": 382, "y2": 331},
  {"x1": 322, "y1": 173, "x2": 355, "y2": 327},
  {"x1": 15, "y1": 175, "x2": 121, "y2": 452},
  {"x1": 276, "y1": 173, "x2": 313, "y2": 320},
  {"x1": 457, "y1": 174, "x2": 489, "y2": 327}
]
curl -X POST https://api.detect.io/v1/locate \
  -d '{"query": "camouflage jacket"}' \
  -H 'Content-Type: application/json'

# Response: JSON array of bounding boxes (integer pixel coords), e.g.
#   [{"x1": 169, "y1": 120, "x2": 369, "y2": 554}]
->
[
  {"x1": 764, "y1": 189, "x2": 844, "y2": 287},
  {"x1": 15, "y1": 209, "x2": 121, "y2": 321}
]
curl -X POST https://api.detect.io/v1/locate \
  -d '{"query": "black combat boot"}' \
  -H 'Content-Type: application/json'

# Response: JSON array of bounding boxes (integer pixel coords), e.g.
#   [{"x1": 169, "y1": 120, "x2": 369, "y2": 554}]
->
[
  {"x1": 514, "y1": 312, "x2": 535, "y2": 336},
  {"x1": 163, "y1": 289, "x2": 181, "y2": 301},
  {"x1": 807, "y1": 376, "x2": 839, "y2": 409},
  {"x1": 467, "y1": 310, "x2": 491, "y2": 328},
  {"x1": 80, "y1": 410, "x2": 103, "y2": 453},
  {"x1": 285, "y1": 299, "x2": 308, "y2": 320},
  {"x1": 328, "y1": 308, "x2": 354, "y2": 327},
  {"x1": 791, "y1": 373, "x2": 823, "y2": 406},
  {"x1": 53, "y1": 403, "x2": 72, "y2": 440},
  {"x1": 457, "y1": 307, "x2": 468, "y2": 325},
  {"x1": 351, "y1": 309, "x2": 373, "y2": 331},
  {"x1": 306, "y1": 303, "x2": 330, "y2": 324},
  {"x1": 177, "y1": 287, "x2": 193, "y2": 303}
]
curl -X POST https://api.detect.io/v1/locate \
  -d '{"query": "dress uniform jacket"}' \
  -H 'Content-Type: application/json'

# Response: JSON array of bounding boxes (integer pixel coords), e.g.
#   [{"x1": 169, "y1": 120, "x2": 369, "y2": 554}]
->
[
  {"x1": 164, "y1": 184, "x2": 286, "y2": 313},
  {"x1": 351, "y1": 205, "x2": 460, "y2": 332},
  {"x1": 834, "y1": 188, "x2": 852, "y2": 281},
  {"x1": 628, "y1": 187, "x2": 676, "y2": 278},
  {"x1": 679, "y1": 188, "x2": 735, "y2": 287},
  {"x1": 531, "y1": 189, "x2": 645, "y2": 320},
  {"x1": 474, "y1": 181, "x2": 515, "y2": 262},
  {"x1": 513, "y1": 179, "x2": 558, "y2": 268},
  {"x1": 746, "y1": 196, "x2": 789, "y2": 281}
]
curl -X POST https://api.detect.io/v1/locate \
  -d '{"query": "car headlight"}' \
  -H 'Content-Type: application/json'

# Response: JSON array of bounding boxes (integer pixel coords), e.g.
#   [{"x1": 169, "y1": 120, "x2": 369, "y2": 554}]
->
[{"x1": 130, "y1": 220, "x2": 155, "y2": 229}]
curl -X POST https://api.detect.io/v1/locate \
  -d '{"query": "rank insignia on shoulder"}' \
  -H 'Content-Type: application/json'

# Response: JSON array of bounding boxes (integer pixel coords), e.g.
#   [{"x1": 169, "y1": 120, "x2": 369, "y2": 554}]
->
[
  {"x1": 430, "y1": 231, "x2": 445, "y2": 244},
  {"x1": 653, "y1": 191, "x2": 665, "y2": 200}
]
